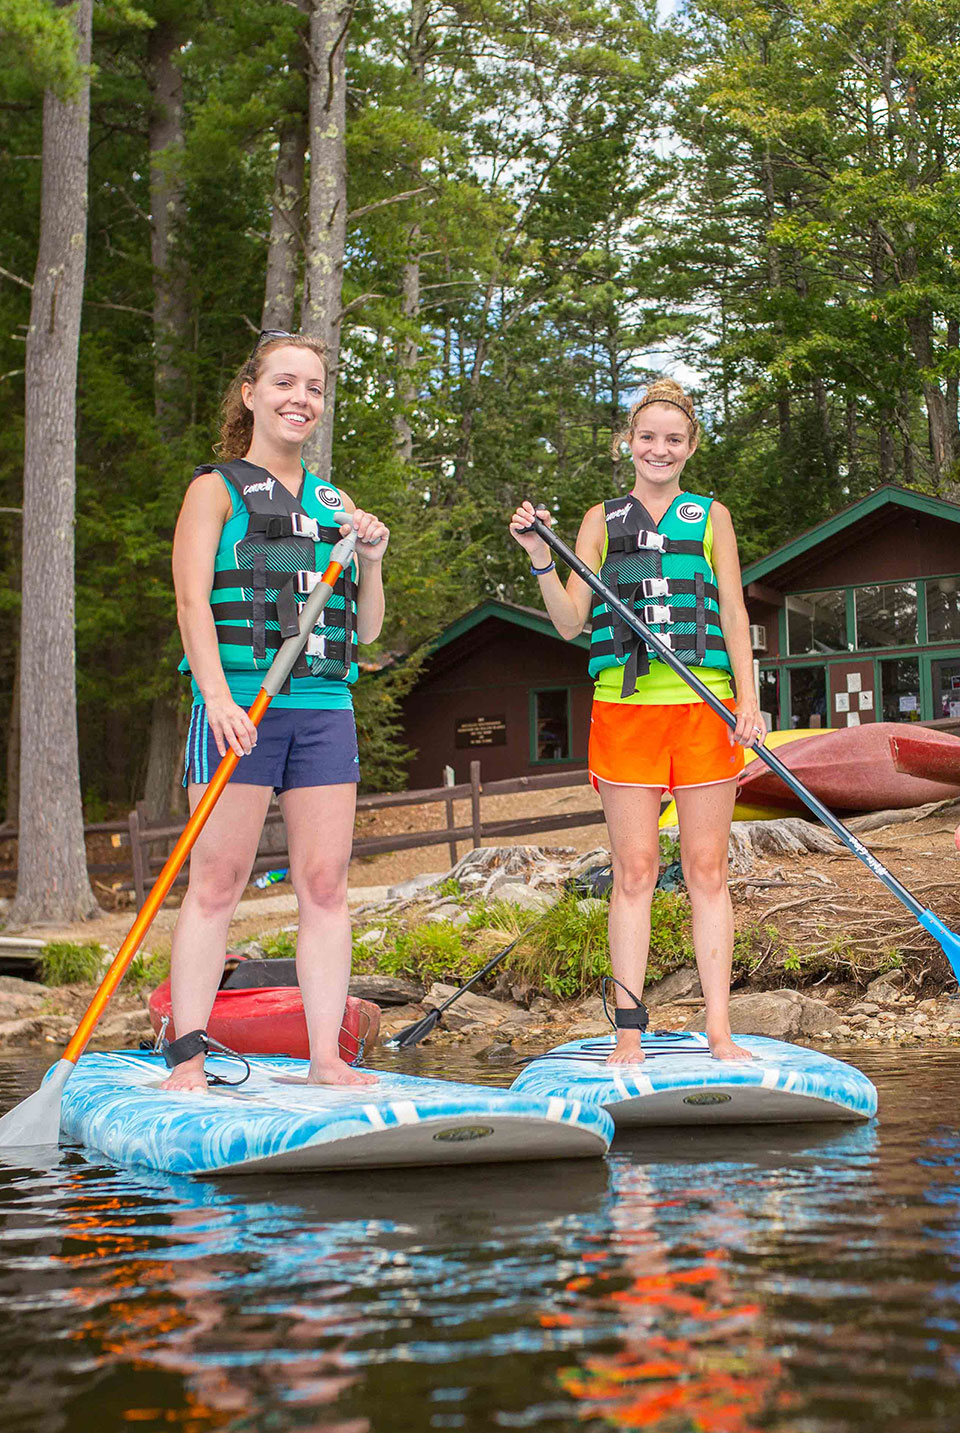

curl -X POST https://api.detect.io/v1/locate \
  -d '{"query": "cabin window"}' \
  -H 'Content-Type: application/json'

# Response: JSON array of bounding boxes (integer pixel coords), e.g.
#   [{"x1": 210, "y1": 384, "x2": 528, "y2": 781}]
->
[
  {"x1": 879, "y1": 656, "x2": 921, "y2": 722},
  {"x1": 532, "y1": 688, "x2": 570, "y2": 761},
  {"x1": 786, "y1": 591, "x2": 847, "y2": 655},
  {"x1": 758, "y1": 667, "x2": 780, "y2": 730},
  {"x1": 926, "y1": 577, "x2": 960, "y2": 643},
  {"x1": 855, "y1": 583, "x2": 917, "y2": 648},
  {"x1": 788, "y1": 666, "x2": 827, "y2": 728}
]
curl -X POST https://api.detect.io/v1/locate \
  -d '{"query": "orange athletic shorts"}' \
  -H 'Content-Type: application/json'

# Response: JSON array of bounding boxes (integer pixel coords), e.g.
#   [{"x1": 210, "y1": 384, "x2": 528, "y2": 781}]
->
[{"x1": 588, "y1": 697, "x2": 744, "y2": 793}]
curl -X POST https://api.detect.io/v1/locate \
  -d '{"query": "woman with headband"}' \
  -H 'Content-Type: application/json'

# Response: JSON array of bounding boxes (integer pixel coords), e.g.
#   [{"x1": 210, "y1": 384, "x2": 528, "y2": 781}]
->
[
  {"x1": 164, "y1": 332, "x2": 388, "y2": 1092},
  {"x1": 509, "y1": 377, "x2": 764, "y2": 1063}
]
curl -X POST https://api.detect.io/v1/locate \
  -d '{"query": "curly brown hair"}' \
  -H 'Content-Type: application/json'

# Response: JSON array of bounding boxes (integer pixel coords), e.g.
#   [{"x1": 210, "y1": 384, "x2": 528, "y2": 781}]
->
[
  {"x1": 610, "y1": 377, "x2": 699, "y2": 461},
  {"x1": 216, "y1": 334, "x2": 329, "y2": 461}
]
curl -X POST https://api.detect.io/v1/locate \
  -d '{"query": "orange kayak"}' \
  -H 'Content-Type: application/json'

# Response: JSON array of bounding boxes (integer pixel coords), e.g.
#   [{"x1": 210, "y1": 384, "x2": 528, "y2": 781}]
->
[{"x1": 148, "y1": 957, "x2": 380, "y2": 1063}]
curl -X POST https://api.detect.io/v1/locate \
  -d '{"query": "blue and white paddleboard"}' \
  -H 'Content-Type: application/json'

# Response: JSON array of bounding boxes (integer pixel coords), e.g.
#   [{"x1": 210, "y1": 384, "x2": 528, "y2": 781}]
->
[
  {"x1": 55, "y1": 1052, "x2": 613, "y2": 1175},
  {"x1": 510, "y1": 1033, "x2": 877, "y2": 1126}
]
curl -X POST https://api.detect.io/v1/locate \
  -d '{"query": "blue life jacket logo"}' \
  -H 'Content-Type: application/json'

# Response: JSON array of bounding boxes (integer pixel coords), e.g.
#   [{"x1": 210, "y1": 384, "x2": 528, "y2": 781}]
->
[
  {"x1": 676, "y1": 502, "x2": 705, "y2": 523},
  {"x1": 316, "y1": 485, "x2": 342, "y2": 509}
]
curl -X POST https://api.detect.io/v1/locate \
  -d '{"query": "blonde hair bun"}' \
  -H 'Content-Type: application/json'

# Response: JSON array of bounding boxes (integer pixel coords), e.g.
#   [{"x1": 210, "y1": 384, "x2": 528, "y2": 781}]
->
[{"x1": 610, "y1": 377, "x2": 699, "y2": 460}]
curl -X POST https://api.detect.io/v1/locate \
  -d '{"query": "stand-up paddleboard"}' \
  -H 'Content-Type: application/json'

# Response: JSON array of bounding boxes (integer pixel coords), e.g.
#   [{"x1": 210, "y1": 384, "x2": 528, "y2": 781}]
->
[
  {"x1": 54, "y1": 1052, "x2": 613, "y2": 1175},
  {"x1": 510, "y1": 1033, "x2": 877, "y2": 1126}
]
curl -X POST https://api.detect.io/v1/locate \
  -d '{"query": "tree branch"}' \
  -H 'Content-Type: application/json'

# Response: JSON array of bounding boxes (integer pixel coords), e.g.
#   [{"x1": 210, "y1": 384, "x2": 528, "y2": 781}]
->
[
  {"x1": 0, "y1": 264, "x2": 32, "y2": 290},
  {"x1": 347, "y1": 186, "x2": 432, "y2": 224}
]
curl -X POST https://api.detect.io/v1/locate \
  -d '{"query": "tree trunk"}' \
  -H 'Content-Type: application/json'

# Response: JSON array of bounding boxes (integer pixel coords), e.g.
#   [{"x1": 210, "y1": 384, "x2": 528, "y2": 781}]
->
[
  {"x1": 4, "y1": 641, "x2": 20, "y2": 829},
  {"x1": 262, "y1": 0, "x2": 310, "y2": 332},
  {"x1": 394, "y1": 0, "x2": 427, "y2": 462},
  {"x1": 262, "y1": 116, "x2": 307, "y2": 331},
  {"x1": 143, "y1": 17, "x2": 191, "y2": 822},
  {"x1": 10, "y1": 0, "x2": 98, "y2": 924},
  {"x1": 302, "y1": 0, "x2": 352, "y2": 482}
]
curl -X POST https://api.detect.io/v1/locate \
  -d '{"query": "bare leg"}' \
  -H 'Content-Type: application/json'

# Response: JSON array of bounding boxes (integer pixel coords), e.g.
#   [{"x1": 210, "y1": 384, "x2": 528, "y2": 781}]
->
[
  {"x1": 597, "y1": 782, "x2": 664, "y2": 1065},
  {"x1": 161, "y1": 782, "x2": 273, "y2": 1092},
  {"x1": 673, "y1": 779, "x2": 751, "y2": 1061},
  {"x1": 281, "y1": 783, "x2": 376, "y2": 1086}
]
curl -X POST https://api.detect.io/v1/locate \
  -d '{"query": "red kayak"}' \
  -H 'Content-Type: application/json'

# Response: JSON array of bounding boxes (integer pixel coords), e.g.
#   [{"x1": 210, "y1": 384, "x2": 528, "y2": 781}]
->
[
  {"x1": 890, "y1": 731, "x2": 960, "y2": 786},
  {"x1": 736, "y1": 723, "x2": 960, "y2": 814},
  {"x1": 148, "y1": 956, "x2": 381, "y2": 1063}
]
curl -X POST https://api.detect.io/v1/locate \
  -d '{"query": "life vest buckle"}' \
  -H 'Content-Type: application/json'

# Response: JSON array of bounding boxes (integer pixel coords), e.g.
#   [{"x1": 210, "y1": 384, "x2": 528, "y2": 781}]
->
[
  {"x1": 295, "y1": 570, "x2": 323, "y2": 594},
  {"x1": 290, "y1": 512, "x2": 320, "y2": 539},
  {"x1": 304, "y1": 622, "x2": 328, "y2": 659},
  {"x1": 636, "y1": 530, "x2": 666, "y2": 552},
  {"x1": 642, "y1": 603, "x2": 671, "y2": 625},
  {"x1": 641, "y1": 577, "x2": 671, "y2": 599}
]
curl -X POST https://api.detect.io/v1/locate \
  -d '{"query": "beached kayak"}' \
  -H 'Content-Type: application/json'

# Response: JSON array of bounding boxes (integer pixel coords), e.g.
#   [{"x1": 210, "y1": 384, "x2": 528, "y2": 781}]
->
[
  {"x1": 148, "y1": 960, "x2": 380, "y2": 1063},
  {"x1": 510, "y1": 1033, "x2": 877, "y2": 1125},
  {"x1": 890, "y1": 729, "x2": 960, "y2": 786},
  {"x1": 734, "y1": 723, "x2": 960, "y2": 814},
  {"x1": 55, "y1": 1051, "x2": 614, "y2": 1175}
]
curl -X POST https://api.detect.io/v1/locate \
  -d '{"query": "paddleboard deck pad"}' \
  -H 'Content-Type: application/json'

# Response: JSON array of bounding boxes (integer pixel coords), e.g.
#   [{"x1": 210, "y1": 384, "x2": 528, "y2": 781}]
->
[
  {"x1": 54, "y1": 1052, "x2": 613, "y2": 1175},
  {"x1": 510, "y1": 1034, "x2": 877, "y2": 1125}
]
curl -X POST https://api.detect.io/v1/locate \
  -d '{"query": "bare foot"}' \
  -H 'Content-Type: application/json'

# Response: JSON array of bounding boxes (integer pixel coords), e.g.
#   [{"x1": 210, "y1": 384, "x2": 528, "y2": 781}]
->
[
  {"x1": 605, "y1": 1032, "x2": 645, "y2": 1066},
  {"x1": 708, "y1": 1034, "x2": 753, "y2": 1062},
  {"x1": 306, "y1": 1058, "x2": 378, "y2": 1087},
  {"x1": 160, "y1": 1054, "x2": 209, "y2": 1093}
]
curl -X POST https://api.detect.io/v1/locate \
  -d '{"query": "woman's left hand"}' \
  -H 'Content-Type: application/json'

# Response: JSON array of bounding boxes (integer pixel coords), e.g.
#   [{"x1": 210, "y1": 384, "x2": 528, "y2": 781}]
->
[
  {"x1": 731, "y1": 700, "x2": 767, "y2": 748},
  {"x1": 344, "y1": 509, "x2": 389, "y2": 564}
]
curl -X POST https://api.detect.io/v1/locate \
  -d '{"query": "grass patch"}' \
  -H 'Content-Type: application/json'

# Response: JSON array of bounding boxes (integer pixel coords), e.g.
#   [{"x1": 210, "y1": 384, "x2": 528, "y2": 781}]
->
[
  {"x1": 40, "y1": 941, "x2": 106, "y2": 986},
  {"x1": 260, "y1": 931, "x2": 297, "y2": 959},
  {"x1": 126, "y1": 946, "x2": 171, "y2": 993}
]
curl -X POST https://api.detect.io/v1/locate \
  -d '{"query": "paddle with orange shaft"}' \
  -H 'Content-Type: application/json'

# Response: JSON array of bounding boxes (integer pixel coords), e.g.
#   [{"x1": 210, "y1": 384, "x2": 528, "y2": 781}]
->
[
  {"x1": 526, "y1": 509, "x2": 960, "y2": 983},
  {"x1": 0, "y1": 527, "x2": 359, "y2": 1147}
]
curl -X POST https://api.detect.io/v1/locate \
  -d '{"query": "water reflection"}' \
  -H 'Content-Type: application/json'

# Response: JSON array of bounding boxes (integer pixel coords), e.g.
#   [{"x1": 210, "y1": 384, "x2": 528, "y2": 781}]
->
[{"x1": 2, "y1": 1049, "x2": 960, "y2": 1432}]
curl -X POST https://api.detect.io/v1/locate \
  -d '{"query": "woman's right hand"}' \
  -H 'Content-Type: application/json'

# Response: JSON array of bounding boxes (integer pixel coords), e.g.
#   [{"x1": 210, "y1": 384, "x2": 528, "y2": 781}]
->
[
  {"x1": 204, "y1": 693, "x2": 259, "y2": 759},
  {"x1": 509, "y1": 501, "x2": 553, "y2": 567}
]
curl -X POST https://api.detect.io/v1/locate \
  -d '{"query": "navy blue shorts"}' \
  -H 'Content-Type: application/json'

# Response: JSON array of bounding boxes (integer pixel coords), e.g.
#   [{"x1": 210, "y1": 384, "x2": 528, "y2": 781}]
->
[{"x1": 183, "y1": 706, "x2": 360, "y2": 792}]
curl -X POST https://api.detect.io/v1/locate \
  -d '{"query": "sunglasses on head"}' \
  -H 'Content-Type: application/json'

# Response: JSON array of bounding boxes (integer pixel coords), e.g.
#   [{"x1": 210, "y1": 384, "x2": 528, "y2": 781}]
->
[{"x1": 248, "y1": 328, "x2": 295, "y2": 361}]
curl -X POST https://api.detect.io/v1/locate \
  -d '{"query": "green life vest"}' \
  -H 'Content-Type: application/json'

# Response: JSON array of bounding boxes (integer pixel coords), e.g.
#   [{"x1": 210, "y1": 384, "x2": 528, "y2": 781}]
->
[
  {"x1": 192, "y1": 459, "x2": 359, "y2": 688},
  {"x1": 588, "y1": 491, "x2": 731, "y2": 698}
]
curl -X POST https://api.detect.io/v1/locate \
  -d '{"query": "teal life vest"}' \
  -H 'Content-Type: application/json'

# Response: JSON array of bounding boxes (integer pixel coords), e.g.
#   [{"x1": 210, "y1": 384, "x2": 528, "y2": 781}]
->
[
  {"x1": 191, "y1": 459, "x2": 359, "y2": 688},
  {"x1": 588, "y1": 491, "x2": 731, "y2": 698}
]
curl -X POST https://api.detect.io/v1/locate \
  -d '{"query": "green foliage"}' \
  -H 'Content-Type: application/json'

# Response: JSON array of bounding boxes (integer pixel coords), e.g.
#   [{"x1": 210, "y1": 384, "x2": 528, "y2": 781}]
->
[
  {"x1": 436, "y1": 877, "x2": 462, "y2": 900},
  {"x1": 259, "y1": 931, "x2": 297, "y2": 959},
  {"x1": 40, "y1": 941, "x2": 105, "y2": 986},
  {"x1": 126, "y1": 945, "x2": 170, "y2": 993},
  {"x1": 373, "y1": 920, "x2": 483, "y2": 984}
]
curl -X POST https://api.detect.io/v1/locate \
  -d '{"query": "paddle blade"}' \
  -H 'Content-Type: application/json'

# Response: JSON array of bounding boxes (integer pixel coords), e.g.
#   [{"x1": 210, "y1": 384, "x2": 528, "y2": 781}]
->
[
  {"x1": 385, "y1": 1009, "x2": 440, "y2": 1050},
  {"x1": 0, "y1": 1058, "x2": 73, "y2": 1149}
]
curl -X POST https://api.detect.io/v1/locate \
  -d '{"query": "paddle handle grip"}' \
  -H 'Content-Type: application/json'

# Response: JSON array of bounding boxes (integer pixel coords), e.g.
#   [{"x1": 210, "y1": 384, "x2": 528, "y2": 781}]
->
[
  {"x1": 62, "y1": 540, "x2": 357, "y2": 1065},
  {"x1": 529, "y1": 513, "x2": 929, "y2": 926}
]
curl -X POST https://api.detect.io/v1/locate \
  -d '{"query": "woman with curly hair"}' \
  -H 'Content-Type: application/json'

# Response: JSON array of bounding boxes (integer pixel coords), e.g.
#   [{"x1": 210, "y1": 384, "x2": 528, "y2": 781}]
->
[
  {"x1": 163, "y1": 333, "x2": 387, "y2": 1092},
  {"x1": 509, "y1": 378, "x2": 764, "y2": 1064}
]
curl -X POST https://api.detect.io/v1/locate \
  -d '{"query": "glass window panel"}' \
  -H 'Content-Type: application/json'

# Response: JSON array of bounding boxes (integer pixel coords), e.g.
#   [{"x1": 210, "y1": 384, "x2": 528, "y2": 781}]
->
[
  {"x1": 931, "y1": 658, "x2": 960, "y2": 720},
  {"x1": 879, "y1": 656, "x2": 920, "y2": 722},
  {"x1": 534, "y1": 689, "x2": 569, "y2": 761},
  {"x1": 758, "y1": 668, "x2": 780, "y2": 730},
  {"x1": 786, "y1": 591, "x2": 847, "y2": 655},
  {"x1": 788, "y1": 666, "x2": 827, "y2": 728},
  {"x1": 855, "y1": 583, "x2": 917, "y2": 648},
  {"x1": 926, "y1": 577, "x2": 960, "y2": 643}
]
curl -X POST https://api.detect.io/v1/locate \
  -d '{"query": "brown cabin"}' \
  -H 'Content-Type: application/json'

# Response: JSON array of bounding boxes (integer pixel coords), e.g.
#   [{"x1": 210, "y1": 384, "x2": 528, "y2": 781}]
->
[{"x1": 742, "y1": 485, "x2": 960, "y2": 731}]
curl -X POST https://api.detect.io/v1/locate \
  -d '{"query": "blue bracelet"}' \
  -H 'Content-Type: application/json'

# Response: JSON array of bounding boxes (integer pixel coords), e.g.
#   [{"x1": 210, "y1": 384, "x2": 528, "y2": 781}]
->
[{"x1": 530, "y1": 561, "x2": 555, "y2": 576}]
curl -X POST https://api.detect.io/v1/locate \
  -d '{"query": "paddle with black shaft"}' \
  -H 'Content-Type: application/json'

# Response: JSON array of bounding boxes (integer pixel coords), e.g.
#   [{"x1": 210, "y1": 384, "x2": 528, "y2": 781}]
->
[
  {"x1": 387, "y1": 914, "x2": 550, "y2": 1049},
  {"x1": 0, "y1": 527, "x2": 360, "y2": 1149},
  {"x1": 526, "y1": 508, "x2": 960, "y2": 980}
]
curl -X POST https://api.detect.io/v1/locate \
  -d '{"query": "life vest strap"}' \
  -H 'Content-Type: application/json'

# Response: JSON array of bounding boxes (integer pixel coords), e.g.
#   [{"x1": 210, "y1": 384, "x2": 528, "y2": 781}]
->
[
  {"x1": 607, "y1": 532, "x2": 704, "y2": 558},
  {"x1": 244, "y1": 512, "x2": 342, "y2": 543}
]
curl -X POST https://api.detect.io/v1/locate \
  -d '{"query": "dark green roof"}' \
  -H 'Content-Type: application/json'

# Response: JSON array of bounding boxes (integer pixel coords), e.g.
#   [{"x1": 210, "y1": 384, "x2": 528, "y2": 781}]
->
[
  {"x1": 431, "y1": 598, "x2": 590, "y2": 652},
  {"x1": 742, "y1": 485, "x2": 960, "y2": 586}
]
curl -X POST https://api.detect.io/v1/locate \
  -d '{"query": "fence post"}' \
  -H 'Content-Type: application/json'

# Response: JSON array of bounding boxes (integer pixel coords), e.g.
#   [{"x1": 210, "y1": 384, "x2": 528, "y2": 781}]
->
[
  {"x1": 128, "y1": 806, "x2": 146, "y2": 908},
  {"x1": 443, "y1": 765, "x2": 458, "y2": 867},
  {"x1": 470, "y1": 760, "x2": 482, "y2": 849}
]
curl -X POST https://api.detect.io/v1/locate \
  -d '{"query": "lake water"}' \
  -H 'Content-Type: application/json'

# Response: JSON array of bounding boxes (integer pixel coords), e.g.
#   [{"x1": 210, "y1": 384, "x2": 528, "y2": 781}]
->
[{"x1": 2, "y1": 1044, "x2": 960, "y2": 1432}]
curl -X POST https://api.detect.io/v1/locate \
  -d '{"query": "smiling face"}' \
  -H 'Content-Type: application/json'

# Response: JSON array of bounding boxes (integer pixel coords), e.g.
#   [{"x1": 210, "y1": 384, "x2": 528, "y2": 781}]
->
[
  {"x1": 241, "y1": 344, "x2": 325, "y2": 451},
  {"x1": 628, "y1": 403, "x2": 697, "y2": 490}
]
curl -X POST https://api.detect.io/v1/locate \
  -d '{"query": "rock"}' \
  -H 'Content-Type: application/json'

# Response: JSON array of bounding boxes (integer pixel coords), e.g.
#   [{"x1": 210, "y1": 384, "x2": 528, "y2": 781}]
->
[
  {"x1": 499, "y1": 1015, "x2": 538, "y2": 1038},
  {"x1": 0, "y1": 1017, "x2": 45, "y2": 1046},
  {"x1": 0, "y1": 984, "x2": 49, "y2": 1019},
  {"x1": 378, "y1": 1003, "x2": 425, "y2": 1034},
  {"x1": 865, "y1": 971, "x2": 903, "y2": 1000},
  {"x1": 423, "y1": 983, "x2": 513, "y2": 1027},
  {"x1": 387, "y1": 873, "x2": 445, "y2": 901},
  {"x1": 528, "y1": 995, "x2": 554, "y2": 1017},
  {"x1": 567, "y1": 848, "x2": 611, "y2": 876},
  {"x1": 477, "y1": 1040, "x2": 517, "y2": 1064},
  {"x1": 93, "y1": 1010, "x2": 153, "y2": 1047},
  {"x1": 425, "y1": 904, "x2": 464, "y2": 923},
  {"x1": 575, "y1": 897, "x2": 607, "y2": 916},
  {"x1": 495, "y1": 883, "x2": 556, "y2": 912},
  {"x1": 685, "y1": 989, "x2": 841, "y2": 1041},
  {"x1": 354, "y1": 928, "x2": 385, "y2": 948},
  {"x1": 848, "y1": 1001, "x2": 880, "y2": 1016},
  {"x1": 565, "y1": 1019, "x2": 611, "y2": 1037},
  {"x1": 648, "y1": 967, "x2": 702, "y2": 1004},
  {"x1": 348, "y1": 974, "x2": 425, "y2": 1005}
]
